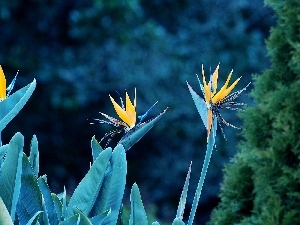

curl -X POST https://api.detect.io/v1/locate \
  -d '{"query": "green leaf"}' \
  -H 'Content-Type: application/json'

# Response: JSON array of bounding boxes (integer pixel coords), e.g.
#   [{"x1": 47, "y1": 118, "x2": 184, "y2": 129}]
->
[
  {"x1": 119, "y1": 108, "x2": 168, "y2": 151},
  {"x1": 91, "y1": 136, "x2": 104, "y2": 162},
  {"x1": 152, "y1": 222, "x2": 160, "y2": 225},
  {"x1": 59, "y1": 214, "x2": 80, "y2": 225},
  {"x1": 67, "y1": 148, "x2": 112, "y2": 217},
  {"x1": 0, "y1": 197, "x2": 14, "y2": 225},
  {"x1": 172, "y1": 218, "x2": 185, "y2": 225},
  {"x1": 0, "y1": 144, "x2": 9, "y2": 166},
  {"x1": 90, "y1": 210, "x2": 110, "y2": 225},
  {"x1": 176, "y1": 162, "x2": 192, "y2": 219},
  {"x1": 0, "y1": 79, "x2": 36, "y2": 131},
  {"x1": 52, "y1": 193, "x2": 63, "y2": 222},
  {"x1": 25, "y1": 211, "x2": 42, "y2": 225},
  {"x1": 0, "y1": 132, "x2": 24, "y2": 222},
  {"x1": 62, "y1": 187, "x2": 67, "y2": 220},
  {"x1": 29, "y1": 135, "x2": 39, "y2": 177},
  {"x1": 116, "y1": 206, "x2": 124, "y2": 225},
  {"x1": 60, "y1": 210, "x2": 93, "y2": 225},
  {"x1": 73, "y1": 207, "x2": 92, "y2": 225},
  {"x1": 16, "y1": 154, "x2": 43, "y2": 225},
  {"x1": 38, "y1": 177, "x2": 59, "y2": 225},
  {"x1": 187, "y1": 82, "x2": 208, "y2": 129},
  {"x1": 91, "y1": 145, "x2": 127, "y2": 225},
  {"x1": 129, "y1": 183, "x2": 148, "y2": 225}
]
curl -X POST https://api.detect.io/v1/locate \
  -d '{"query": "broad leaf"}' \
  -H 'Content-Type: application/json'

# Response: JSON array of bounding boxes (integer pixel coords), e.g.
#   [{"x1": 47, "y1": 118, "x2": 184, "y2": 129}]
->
[
  {"x1": 38, "y1": 177, "x2": 59, "y2": 225},
  {"x1": 0, "y1": 79, "x2": 36, "y2": 131},
  {"x1": 119, "y1": 108, "x2": 168, "y2": 151},
  {"x1": 52, "y1": 193, "x2": 63, "y2": 222},
  {"x1": 90, "y1": 210, "x2": 110, "y2": 225},
  {"x1": 91, "y1": 145, "x2": 127, "y2": 225},
  {"x1": 29, "y1": 135, "x2": 39, "y2": 177},
  {"x1": 0, "y1": 132, "x2": 24, "y2": 222},
  {"x1": 172, "y1": 218, "x2": 185, "y2": 225},
  {"x1": 67, "y1": 148, "x2": 112, "y2": 217},
  {"x1": 73, "y1": 207, "x2": 92, "y2": 225},
  {"x1": 0, "y1": 144, "x2": 9, "y2": 166},
  {"x1": 59, "y1": 214, "x2": 80, "y2": 225},
  {"x1": 152, "y1": 222, "x2": 160, "y2": 225},
  {"x1": 16, "y1": 154, "x2": 43, "y2": 225},
  {"x1": 129, "y1": 183, "x2": 148, "y2": 225},
  {"x1": 91, "y1": 136, "x2": 103, "y2": 161},
  {"x1": 0, "y1": 196, "x2": 14, "y2": 225},
  {"x1": 25, "y1": 211, "x2": 42, "y2": 225}
]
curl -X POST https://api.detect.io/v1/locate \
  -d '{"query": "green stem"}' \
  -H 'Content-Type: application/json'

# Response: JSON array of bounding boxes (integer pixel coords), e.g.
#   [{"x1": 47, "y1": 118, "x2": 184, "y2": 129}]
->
[{"x1": 188, "y1": 118, "x2": 217, "y2": 225}]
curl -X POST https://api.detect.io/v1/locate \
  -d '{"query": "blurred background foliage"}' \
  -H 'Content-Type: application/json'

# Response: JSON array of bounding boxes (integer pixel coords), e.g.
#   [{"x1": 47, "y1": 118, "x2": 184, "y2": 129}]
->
[{"x1": 0, "y1": 0, "x2": 274, "y2": 224}]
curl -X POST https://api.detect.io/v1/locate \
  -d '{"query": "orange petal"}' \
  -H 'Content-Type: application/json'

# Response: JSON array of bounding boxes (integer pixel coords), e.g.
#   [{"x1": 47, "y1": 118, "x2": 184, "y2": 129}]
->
[
  {"x1": 125, "y1": 92, "x2": 136, "y2": 127},
  {"x1": 0, "y1": 65, "x2": 6, "y2": 100},
  {"x1": 212, "y1": 70, "x2": 240, "y2": 104},
  {"x1": 110, "y1": 95, "x2": 132, "y2": 127}
]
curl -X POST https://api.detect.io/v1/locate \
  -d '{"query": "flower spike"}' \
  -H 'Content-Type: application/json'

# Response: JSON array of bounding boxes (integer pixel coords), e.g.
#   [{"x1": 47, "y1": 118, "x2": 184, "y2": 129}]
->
[
  {"x1": 188, "y1": 64, "x2": 251, "y2": 140},
  {"x1": 93, "y1": 89, "x2": 167, "y2": 149}
]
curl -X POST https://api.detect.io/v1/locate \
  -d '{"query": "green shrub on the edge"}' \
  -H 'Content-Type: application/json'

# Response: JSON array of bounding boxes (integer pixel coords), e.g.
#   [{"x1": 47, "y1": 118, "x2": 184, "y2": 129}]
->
[{"x1": 208, "y1": 0, "x2": 300, "y2": 224}]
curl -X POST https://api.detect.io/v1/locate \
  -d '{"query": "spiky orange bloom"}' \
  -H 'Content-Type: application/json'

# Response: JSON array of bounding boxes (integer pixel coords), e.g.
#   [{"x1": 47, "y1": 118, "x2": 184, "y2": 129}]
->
[
  {"x1": 109, "y1": 89, "x2": 136, "y2": 128},
  {"x1": 201, "y1": 64, "x2": 242, "y2": 138}
]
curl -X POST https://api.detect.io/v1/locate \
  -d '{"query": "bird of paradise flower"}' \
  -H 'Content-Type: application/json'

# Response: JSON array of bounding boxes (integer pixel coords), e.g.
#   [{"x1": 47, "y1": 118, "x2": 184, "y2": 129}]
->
[
  {"x1": 93, "y1": 88, "x2": 166, "y2": 147},
  {"x1": 187, "y1": 64, "x2": 251, "y2": 140},
  {"x1": 185, "y1": 64, "x2": 251, "y2": 225}
]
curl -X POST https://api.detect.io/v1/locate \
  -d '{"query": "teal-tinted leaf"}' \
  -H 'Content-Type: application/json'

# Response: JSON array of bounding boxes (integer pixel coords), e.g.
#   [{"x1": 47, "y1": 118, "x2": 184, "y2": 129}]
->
[
  {"x1": 116, "y1": 206, "x2": 124, "y2": 225},
  {"x1": 91, "y1": 145, "x2": 127, "y2": 225},
  {"x1": 187, "y1": 82, "x2": 208, "y2": 129},
  {"x1": 73, "y1": 207, "x2": 92, "y2": 225},
  {"x1": 129, "y1": 183, "x2": 148, "y2": 225},
  {"x1": 25, "y1": 211, "x2": 42, "y2": 225},
  {"x1": 90, "y1": 210, "x2": 110, "y2": 225},
  {"x1": 172, "y1": 218, "x2": 185, "y2": 225},
  {"x1": 152, "y1": 222, "x2": 160, "y2": 225},
  {"x1": 16, "y1": 154, "x2": 43, "y2": 225},
  {"x1": 0, "y1": 132, "x2": 24, "y2": 222},
  {"x1": 62, "y1": 187, "x2": 67, "y2": 220},
  {"x1": 29, "y1": 135, "x2": 39, "y2": 177},
  {"x1": 67, "y1": 148, "x2": 112, "y2": 217},
  {"x1": 0, "y1": 144, "x2": 9, "y2": 166},
  {"x1": 42, "y1": 198, "x2": 50, "y2": 225},
  {"x1": 59, "y1": 214, "x2": 80, "y2": 225},
  {"x1": 119, "y1": 108, "x2": 168, "y2": 151},
  {"x1": 0, "y1": 196, "x2": 14, "y2": 225},
  {"x1": 0, "y1": 79, "x2": 36, "y2": 131},
  {"x1": 91, "y1": 136, "x2": 103, "y2": 161},
  {"x1": 176, "y1": 162, "x2": 192, "y2": 219},
  {"x1": 52, "y1": 193, "x2": 63, "y2": 222},
  {"x1": 38, "y1": 177, "x2": 59, "y2": 225}
]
